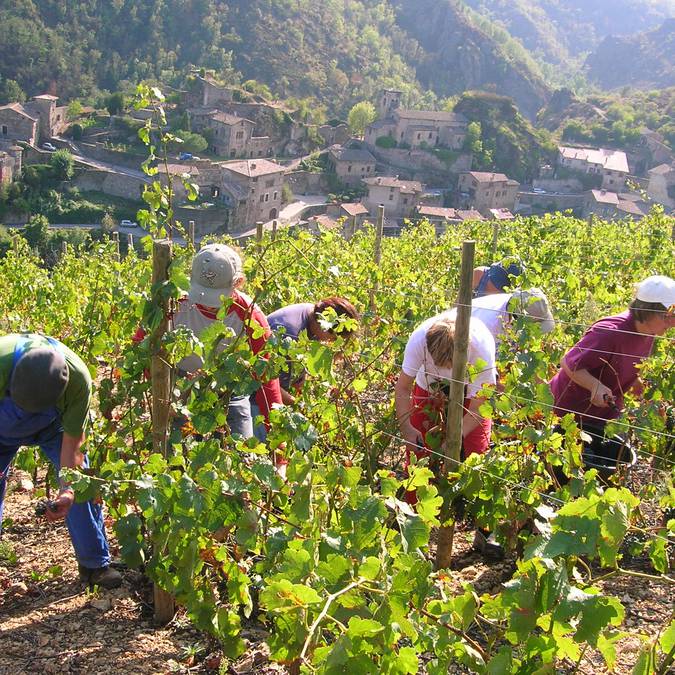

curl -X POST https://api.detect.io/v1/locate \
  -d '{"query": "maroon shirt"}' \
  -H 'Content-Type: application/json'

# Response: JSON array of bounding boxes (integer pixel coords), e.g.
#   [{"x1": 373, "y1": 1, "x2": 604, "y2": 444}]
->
[{"x1": 550, "y1": 311, "x2": 654, "y2": 424}]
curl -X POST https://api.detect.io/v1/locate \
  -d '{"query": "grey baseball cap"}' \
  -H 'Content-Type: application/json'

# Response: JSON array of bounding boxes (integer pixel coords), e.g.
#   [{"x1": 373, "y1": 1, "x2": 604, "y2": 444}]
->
[
  {"x1": 510, "y1": 288, "x2": 555, "y2": 334},
  {"x1": 188, "y1": 244, "x2": 243, "y2": 307},
  {"x1": 10, "y1": 347, "x2": 70, "y2": 412}
]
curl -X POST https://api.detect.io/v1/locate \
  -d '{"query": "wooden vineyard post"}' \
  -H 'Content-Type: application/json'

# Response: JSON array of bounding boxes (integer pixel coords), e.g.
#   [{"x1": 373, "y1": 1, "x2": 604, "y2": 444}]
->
[
  {"x1": 435, "y1": 240, "x2": 475, "y2": 571},
  {"x1": 491, "y1": 220, "x2": 499, "y2": 259},
  {"x1": 150, "y1": 238, "x2": 176, "y2": 624},
  {"x1": 188, "y1": 220, "x2": 195, "y2": 247},
  {"x1": 271, "y1": 219, "x2": 278, "y2": 241},
  {"x1": 369, "y1": 204, "x2": 385, "y2": 314},
  {"x1": 256, "y1": 221, "x2": 264, "y2": 249},
  {"x1": 127, "y1": 233, "x2": 134, "y2": 252},
  {"x1": 61, "y1": 241, "x2": 68, "y2": 257},
  {"x1": 349, "y1": 215, "x2": 356, "y2": 239},
  {"x1": 111, "y1": 231, "x2": 120, "y2": 260}
]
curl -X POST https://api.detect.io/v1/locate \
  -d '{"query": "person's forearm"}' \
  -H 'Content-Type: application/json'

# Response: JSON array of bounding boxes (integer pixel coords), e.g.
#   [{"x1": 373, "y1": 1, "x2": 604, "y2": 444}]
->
[
  {"x1": 462, "y1": 398, "x2": 485, "y2": 438},
  {"x1": 280, "y1": 387, "x2": 296, "y2": 405},
  {"x1": 60, "y1": 433, "x2": 85, "y2": 478},
  {"x1": 394, "y1": 385, "x2": 415, "y2": 437},
  {"x1": 562, "y1": 359, "x2": 599, "y2": 394}
]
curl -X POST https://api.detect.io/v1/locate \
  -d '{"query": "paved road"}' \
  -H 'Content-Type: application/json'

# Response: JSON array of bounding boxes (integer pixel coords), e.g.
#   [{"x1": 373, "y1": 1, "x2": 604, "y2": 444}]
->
[{"x1": 54, "y1": 138, "x2": 148, "y2": 181}]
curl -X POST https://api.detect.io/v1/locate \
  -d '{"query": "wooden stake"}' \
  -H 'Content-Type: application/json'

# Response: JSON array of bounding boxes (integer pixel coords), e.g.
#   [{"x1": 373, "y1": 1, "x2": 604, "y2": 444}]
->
[
  {"x1": 435, "y1": 240, "x2": 475, "y2": 571},
  {"x1": 150, "y1": 238, "x2": 176, "y2": 624},
  {"x1": 271, "y1": 219, "x2": 278, "y2": 240},
  {"x1": 369, "y1": 205, "x2": 385, "y2": 314},
  {"x1": 111, "y1": 231, "x2": 120, "y2": 260},
  {"x1": 188, "y1": 220, "x2": 195, "y2": 247},
  {"x1": 256, "y1": 221, "x2": 264, "y2": 246},
  {"x1": 127, "y1": 233, "x2": 134, "y2": 251},
  {"x1": 61, "y1": 240, "x2": 68, "y2": 256},
  {"x1": 491, "y1": 220, "x2": 499, "y2": 259}
]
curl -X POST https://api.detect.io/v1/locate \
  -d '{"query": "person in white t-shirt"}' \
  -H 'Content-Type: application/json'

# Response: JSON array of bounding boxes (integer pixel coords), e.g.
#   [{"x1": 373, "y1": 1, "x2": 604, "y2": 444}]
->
[
  {"x1": 394, "y1": 313, "x2": 497, "y2": 474},
  {"x1": 471, "y1": 288, "x2": 555, "y2": 345}
]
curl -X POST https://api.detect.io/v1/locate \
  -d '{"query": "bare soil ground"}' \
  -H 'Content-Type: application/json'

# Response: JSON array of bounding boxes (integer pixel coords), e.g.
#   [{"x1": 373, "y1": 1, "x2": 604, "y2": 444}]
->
[{"x1": 0, "y1": 467, "x2": 672, "y2": 674}]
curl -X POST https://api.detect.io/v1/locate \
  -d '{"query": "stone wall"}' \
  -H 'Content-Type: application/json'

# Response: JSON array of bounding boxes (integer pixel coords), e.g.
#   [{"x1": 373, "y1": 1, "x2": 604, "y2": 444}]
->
[
  {"x1": 516, "y1": 190, "x2": 583, "y2": 213},
  {"x1": 368, "y1": 145, "x2": 472, "y2": 183},
  {"x1": 532, "y1": 177, "x2": 583, "y2": 193},
  {"x1": 286, "y1": 170, "x2": 330, "y2": 195},
  {"x1": 72, "y1": 169, "x2": 147, "y2": 200},
  {"x1": 75, "y1": 142, "x2": 145, "y2": 170}
]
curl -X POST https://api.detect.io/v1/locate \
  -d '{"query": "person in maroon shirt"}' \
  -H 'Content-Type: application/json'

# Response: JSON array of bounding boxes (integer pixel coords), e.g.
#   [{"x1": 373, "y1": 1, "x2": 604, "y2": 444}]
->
[{"x1": 550, "y1": 275, "x2": 675, "y2": 429}]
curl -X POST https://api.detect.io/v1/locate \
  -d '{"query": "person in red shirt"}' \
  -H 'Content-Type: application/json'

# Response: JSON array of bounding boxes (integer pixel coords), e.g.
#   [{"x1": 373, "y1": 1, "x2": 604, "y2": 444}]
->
[
  {"x1": 135, "y1": 244, "x2": 282, "y2": 438},
  {"x1": 550, "y1": 275, "x2": 675, "y2": 429}
]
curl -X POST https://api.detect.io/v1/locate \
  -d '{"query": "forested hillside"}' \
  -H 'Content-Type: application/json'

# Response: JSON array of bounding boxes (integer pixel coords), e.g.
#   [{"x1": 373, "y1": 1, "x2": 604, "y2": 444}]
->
[{"x1": 0, "y1": 0, "x2": 550, "y2": 118}]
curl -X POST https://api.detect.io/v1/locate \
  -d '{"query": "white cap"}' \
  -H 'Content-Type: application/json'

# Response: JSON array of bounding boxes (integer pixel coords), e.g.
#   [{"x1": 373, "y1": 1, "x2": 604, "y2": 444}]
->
[
  {"x1": 510, "y1": 288, "x2": 555, "y2": 334},
  {"x1": 635, "y1": 276, "x2": 675, "y2": 309},
  {"x1": 188, "y1": 244, "x2": 242, "y2": 307}
]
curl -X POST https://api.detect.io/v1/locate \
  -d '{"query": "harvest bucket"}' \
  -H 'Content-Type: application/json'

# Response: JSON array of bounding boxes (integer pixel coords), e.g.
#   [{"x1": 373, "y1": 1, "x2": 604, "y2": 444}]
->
[{"x1": 579, "y1": 425, "x2": 638, "y2": 481}]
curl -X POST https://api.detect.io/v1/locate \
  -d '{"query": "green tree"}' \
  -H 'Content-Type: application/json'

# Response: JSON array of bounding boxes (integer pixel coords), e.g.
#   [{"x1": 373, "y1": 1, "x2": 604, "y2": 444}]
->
[
  {"x1": 50, "y1": 150, "x2": 75, "y2": 181},
  {"x1": 0, "y1": 78, "x2": 25, "y2": 105},
  {"x1": 23, "y1": 214, "x2": 51, "y2": 251},
  {"x1": 66, "y1": 100, "x2": 83, "y2": 121},
  {"x1": 172, "y1": 130, "x2": 208, "y2": 154},
  {"x1": 106, "y1": 92, "x2": 126, "y2": 116},
  {"x1": 347, "y1": 101, "x2": 377, "y2": 137}
]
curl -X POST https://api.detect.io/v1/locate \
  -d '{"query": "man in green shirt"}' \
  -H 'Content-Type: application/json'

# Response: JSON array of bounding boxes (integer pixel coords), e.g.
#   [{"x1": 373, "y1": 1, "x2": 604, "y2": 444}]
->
[{"x1": 0, "y1": 334, "x2": 121, "y2": 588}]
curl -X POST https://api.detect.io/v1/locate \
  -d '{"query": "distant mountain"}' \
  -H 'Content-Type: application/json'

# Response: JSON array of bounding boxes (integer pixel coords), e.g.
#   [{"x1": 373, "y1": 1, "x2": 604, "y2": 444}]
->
[
  {"x1": 585, "y1": 19, "x2": 675, "y2": 89},
  {"x1": 462, "y1": 0, "x2": 675, "y2": 67}
]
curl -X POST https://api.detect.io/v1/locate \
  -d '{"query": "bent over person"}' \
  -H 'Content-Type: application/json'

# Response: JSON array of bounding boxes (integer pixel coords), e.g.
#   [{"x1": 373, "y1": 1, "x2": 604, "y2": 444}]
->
[
  {"x1": 550, "y1": 275, "x2": 675, "y2": 429},
  {"x1": 395, "y1": 312, "x2": 497, "y2": 470},
  {"x1": 0, "y1": 334, "x2": 121, "y2": 588},
  {"x1": 173, "y1": 244, "x2": 283, "y2": 438}
]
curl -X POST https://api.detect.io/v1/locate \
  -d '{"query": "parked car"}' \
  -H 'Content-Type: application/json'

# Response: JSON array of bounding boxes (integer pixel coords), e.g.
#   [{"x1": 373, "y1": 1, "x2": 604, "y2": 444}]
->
[
  {"x1": 178, "y1": 152, "x2": 193, "y2": 161},
  {"x1": 120, "y1": 219, "x2": 138, "y2": 228},
  {"x1": 42, "y1": 142, "x2": 57, "y2": 152}
]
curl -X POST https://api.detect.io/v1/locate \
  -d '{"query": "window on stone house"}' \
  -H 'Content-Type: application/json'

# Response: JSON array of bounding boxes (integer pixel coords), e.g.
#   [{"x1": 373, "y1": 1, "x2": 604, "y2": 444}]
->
[
  {"x1": 417, "y1": 133, "x2": 421, "y2": 139},
  {"x1": 265, "y1": 193, "x2": 269, "y2": 202},
  {"x1": 403, "y1": 198, "x2": 408, "y2": 204},
  {"x1": 389, "y1": 193, "x2": 394, "y2": 201},
  {"x1": 252, "y1": 176, "x2": 258, "y2": 182},
  {"x1": 400, "y1": 132, "x2": 404, "y2": 139},
  {"x1": 428, "y1": 132, "x2": 432, "y2": 139},
  {"x1": 230, "y1": 149, "x2": 236, "y2": 157},
  {"x1": 347, "y1": 165, "x2": 352, "y2": 173},
  {"x1": 366, "y1": 166, "x2": 371, "y2": 172},
  {"x1": 265, "y1": 179, "x2": 274, "y2": 187},
  {"x1": 1, "y1": 125, "x2": 6, "y2": 135},
  {"x1": 485, "y1": 191, "x2": 489, "y2": 196},
  {"x1": 260, "y1": 195, "x2": 264, "y2": 203},
  {"x1": 236, "y1": 131, "x2": 244, "y2": 139},
  {"x1": 273, "y1": 191, "x2": 278, "y2": 200}
]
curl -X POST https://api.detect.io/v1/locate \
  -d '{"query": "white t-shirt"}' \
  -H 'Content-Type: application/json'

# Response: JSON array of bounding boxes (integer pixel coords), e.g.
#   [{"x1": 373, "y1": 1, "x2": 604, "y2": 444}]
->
[
  {"x1": 470, "y1": 293, "x2": 512, "y2": 343},
  {"x1": 402, "y1": 313, "x2": 496, "y2": 398}
]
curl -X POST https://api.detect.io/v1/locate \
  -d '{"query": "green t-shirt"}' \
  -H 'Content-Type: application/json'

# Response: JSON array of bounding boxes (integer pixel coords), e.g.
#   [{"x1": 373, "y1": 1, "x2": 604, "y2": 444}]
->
[{"x1": 0, "y1": 334, "x2": 92, "y2": 436}]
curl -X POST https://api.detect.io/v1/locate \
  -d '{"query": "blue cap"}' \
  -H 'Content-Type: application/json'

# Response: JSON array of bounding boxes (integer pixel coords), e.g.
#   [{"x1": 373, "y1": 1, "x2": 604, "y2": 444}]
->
[{"x1": 486, "y1": 262, "x2": 522, "y2": 292}]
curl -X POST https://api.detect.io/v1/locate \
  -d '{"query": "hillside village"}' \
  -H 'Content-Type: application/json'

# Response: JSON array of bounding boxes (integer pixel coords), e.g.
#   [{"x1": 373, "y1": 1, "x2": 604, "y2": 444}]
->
[{"x1": 1, "y1": 74, "x2": 674, "y2": 240}]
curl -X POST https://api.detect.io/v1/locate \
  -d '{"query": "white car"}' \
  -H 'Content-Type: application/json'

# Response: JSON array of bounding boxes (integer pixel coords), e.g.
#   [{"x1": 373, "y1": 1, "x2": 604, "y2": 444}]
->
[
  {"x1": 120, "y1": 219, "x2": 138, "y2": 228},
  {"x1": 42, "y1": 142, "x2": 57, "y2": 152}
]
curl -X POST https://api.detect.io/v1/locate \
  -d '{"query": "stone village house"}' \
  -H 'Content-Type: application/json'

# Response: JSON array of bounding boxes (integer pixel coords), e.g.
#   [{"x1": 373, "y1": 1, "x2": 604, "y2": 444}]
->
[
  {"x1": 557, "y1": 146, "x2": 629, "y2": 191},
  {"x1": 457, "y1": 171, "x2": 520, "y2": 217},
  {"x1": 0, "y1": 94, "x2": 67, "y2": 146},
  {"x1": 327, "y1": 146, "x2": 376, "y2": 186},
  {"x1": 365, "y1": 89, "x2": 467, "y2": 151}
]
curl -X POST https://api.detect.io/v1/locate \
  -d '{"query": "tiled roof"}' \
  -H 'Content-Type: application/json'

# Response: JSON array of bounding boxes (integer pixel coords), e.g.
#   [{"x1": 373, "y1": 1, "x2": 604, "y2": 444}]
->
[
  {"x1": 329, "y1": 146, "x2": 376, "y2": 163},
  {"x1": 456, "y1": 209, "x2": 485, "y2": 221},
  {"x1": 363, "y1": 176, "x2": 423, "y2": 193},
  {"x1": 416, "y1": 206, "x2": 460, "y2": 219},
  {"x1": 488, "y1": 208, "x2": 515, "y2": 220},
  {"x1": 394, "y1": 109, "x2": 467, "y2": 124},
  {"x1": 340, "y1": 202, "x2": 369, "y2": 216},
  {"x1": 222, "y1": 158, "x2": 285, "y2": 178},
  {"x1": 0, "y1": 103, "x2": 38, "y2": 121},
  {"x1": 648, "y1": 163, "x2": 674, "y2": 176},
  {"x1": 465, "y1": 171, "x2": 510, "y2": 183},
  {"x1": 589, "y1": 189, "x2": 619, "y2": 205},
  {"x1": 211, "y1": 111, "x2": 253, "y2": 125},
  {"x1": 559, "y1": 146, "x2": 629, "y2": 173}
]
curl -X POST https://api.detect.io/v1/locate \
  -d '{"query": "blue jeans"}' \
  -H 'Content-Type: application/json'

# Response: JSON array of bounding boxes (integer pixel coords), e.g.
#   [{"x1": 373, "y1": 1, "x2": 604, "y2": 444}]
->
[
  {"x1": 250, "y1": 399, "x2": 267, "y2": 443},
  {"x1": 0, "y1": 398, "x2": 110, "y2": 569},
  {"x1": 228, "y1": 395, "x2": 253, "y2": 440}
]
